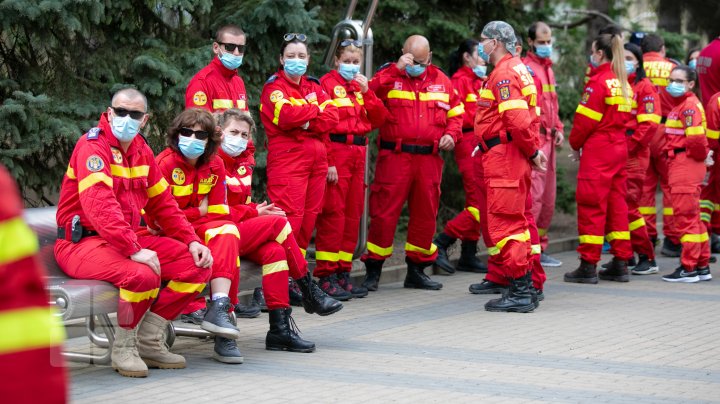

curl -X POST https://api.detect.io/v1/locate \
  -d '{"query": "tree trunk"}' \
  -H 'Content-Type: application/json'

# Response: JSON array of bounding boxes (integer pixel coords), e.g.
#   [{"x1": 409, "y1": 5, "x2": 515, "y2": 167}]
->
[
  {"x1": 586, "y1": 0, "x2": 610, "y2": 52},
  {"x1": 657, "y1": 0, "x2": 682, "y2": 33}
]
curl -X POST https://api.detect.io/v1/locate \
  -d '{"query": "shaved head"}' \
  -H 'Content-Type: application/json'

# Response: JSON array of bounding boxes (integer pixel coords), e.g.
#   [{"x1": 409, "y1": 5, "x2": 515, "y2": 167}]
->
[
  {"x1": 403, "y1": 35, "x2": 431, "y2": 62},
  {"x1": 111, "y1": 88, "x2": 147, "y2": 111}
]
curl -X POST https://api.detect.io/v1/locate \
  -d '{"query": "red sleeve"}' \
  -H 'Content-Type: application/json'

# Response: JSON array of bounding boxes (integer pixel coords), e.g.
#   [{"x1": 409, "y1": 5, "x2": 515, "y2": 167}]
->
[
  {"x1": 569, "y1": 80, "x2": 606, "y2": 150},
  {"x1": 260, "y1": 82, "x2": 320, "y2": 132},
  {"x1": 630, "y1": 81, "x2": 661, "y2": 154},
  {"x1": 230, "y1": 204, "x2": 259, "y2": 223},
  {"x1": 361, "y1": 88, "x2": 388, "y2": 129},
  {"x1": 307, "y1": 82, "x2": 340, "y2": 135},
  {"x1": 683, "y1": 105, "x2": 709, "y2": 161},
  {"x1": 369, "y1": 64, "x2": 402, "y2": 100},
  {"x1": 492, "y1": 72, "x2": 536, "y2": 157},
  {"x1": 706, "y1": 94, "x2": 720, "y2": 151},
  {"x1": 444, "y1": 77, "x2": 464, "y2": 143},
  {"x1": 185, "y1": 76, "x2": 213, "y2": 111}
]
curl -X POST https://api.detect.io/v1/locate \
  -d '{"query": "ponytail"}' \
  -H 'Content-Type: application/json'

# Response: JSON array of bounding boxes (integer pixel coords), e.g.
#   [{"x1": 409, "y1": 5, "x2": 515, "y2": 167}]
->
[
  {"x1": 449, "y1": 39, "x2": 478, "y2": 77},
  {"x1": 595, "y1": 33, "x2": 630, "y2": 100}
]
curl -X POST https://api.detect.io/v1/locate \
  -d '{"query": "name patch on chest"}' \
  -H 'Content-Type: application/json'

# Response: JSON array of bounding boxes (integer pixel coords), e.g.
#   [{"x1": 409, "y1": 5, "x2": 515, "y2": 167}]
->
[{"x1": 427, "y1": 84, "x2": 446, "y2": 93}]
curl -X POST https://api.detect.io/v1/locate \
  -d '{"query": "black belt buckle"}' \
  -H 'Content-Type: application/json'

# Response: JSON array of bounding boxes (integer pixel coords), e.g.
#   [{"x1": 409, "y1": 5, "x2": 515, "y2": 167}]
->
[{"x1": 71, "y1": 215, "x2": 83, "y2": 243}]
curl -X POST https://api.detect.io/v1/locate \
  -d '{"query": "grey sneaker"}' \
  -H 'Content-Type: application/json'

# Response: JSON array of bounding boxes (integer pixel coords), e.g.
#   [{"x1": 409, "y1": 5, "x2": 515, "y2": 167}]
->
[
  {"x1": 213, "y1": 336, "x2": 243, "y2": 364},
  {"x1": 631, "y1": 257, "x2": 659, "y2": 275},
  {"x1": 696, "y1": 266, "x2": 712, "y2": 281},
  {"x1": 202, "y1": 297, "x2": 240, "y2": 339},
  {"x1": 540, "y1": 253, "x2": 562, "y2": 267}
]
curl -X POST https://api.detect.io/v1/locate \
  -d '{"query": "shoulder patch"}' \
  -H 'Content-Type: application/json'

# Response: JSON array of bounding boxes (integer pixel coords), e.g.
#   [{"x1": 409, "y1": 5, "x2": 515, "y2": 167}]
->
[
  {"x1": 192, "y1": 91, "x2": 207, "y2": 106},
  {"x1": 645, "y1": 102, "x2": 654, "y2": 114},
  {"x1": 685, "y1": 115, "x2": 694, "y2": 127},
  {"x1": 683, "y1": 109, "x2": 695, "y2": 116},
  {"x1": 499, "y1": 85, "x2": 511, "y2": 100},
  {"x1": 172, "y1": 168, "x2": 186, "y2": 185},
  {"x1": 269, "y1": 90, "x2": 284, "y2": 103},
  {"x1": 333, "y1": 85, "x2": 347, "y2": 98},
  {"x1": 641, "y1": 95, "x2": 655, "y2": 102},
  {"x1": 86, "y1": 155, "x2": 105, "y2": 172},
  {"x1": 307, "y1": 75, "x2": 320, "y2": 85},
  {"x1": 496, "y1": 79, "x2": 511, "y2": 87},
  {"x1": 581, "y1": 90, "x2": 591, "y2": 104},
  {"x1": 376, "y1": 62, "x2": 392, "y2": 73},
  {"x1": 86, "y1": 127, "x2": 101, "y2": 140},
  {"x1": 265, "y1": 74, "x2": 278, "y2": 84}
]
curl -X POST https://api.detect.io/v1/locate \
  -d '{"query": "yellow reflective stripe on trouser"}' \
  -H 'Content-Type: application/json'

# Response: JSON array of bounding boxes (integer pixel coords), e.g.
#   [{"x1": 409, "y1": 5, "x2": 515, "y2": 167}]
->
[
  {"x1": 531, "y1": 244, "x2": 542, "y2": 255},
  {"x1": 207, "y1": 204, "x2": 230, "y2": 215},
  {"x1": 0, "y1": 306, "x2": 65, "y2": 355},
  {"x1": 275, "y1": 222, "x2": 292, "y2": 244},
  {"x1": 78, "y1": 172, "x2": 113, "y2": 193},
  {"x1": 0, "y1": 217, "x2": 39, "y2": 266},
  {"x1": 606, "y1": 231, "x2": 630, "y2": 242},
  {"x1": 488, "y1": 230, "x2": 531, "y2": 256},
  {"x1": 628, "y1": 218, "x2": 646, "y2": 231},
  {"x1": 681, "y1": 233, "x2": 709, "y2": 243},
  {"x1": 579, "y1": 235, "x2": 604, "y2": 245},
  {"x1": 663, "y1": 207, "x2": 674, "y2": 216},
  {"x1": 537, "y1": 228, "x2": 548, "y2": 237},
  {"x1": 700, "y1": 200, "x2": 715, "y2": 210},
  {"x1": 315, "y1": 251, "x2": 339, "y2": 262},
  {"x1": 119, "y1": 287, "x2": 160, "y2": 303},
  {"x1": 367, "y1": 242, "x2": 393, "y2": 257},
  {"x1": 701, "y1": 212, "x2": 712, "y2": 222},
  {"x1": 338, "y1": 251, "x2": 354, "y2": 262},
  {"x1": 167, "y1": 281, "x2": 206, "y2": 294},
  {"x1": 639, "y1": 207, "x2": 656, "y2": 215},
  {"x1": 263, "y1": 260, "x2": 289, "y2": 276},
  {"x1": 466, "y1": 206, "x2": 480, "y2": 222},
  {"x1": 147, "y1": 178, "x2": 169, "y2": 198},
  {"x1": 204, "y1": 224, "x2": 240, "y2": 244},
  {"x1": 404, "y1": 242, "x2": 437, "y2": 256}
]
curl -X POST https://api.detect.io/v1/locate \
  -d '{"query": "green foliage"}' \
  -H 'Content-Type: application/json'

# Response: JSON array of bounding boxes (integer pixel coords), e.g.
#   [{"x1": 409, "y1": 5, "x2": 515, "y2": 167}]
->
[{"x1": 657, "y1": 31, "x2": 702, "y2": 64}]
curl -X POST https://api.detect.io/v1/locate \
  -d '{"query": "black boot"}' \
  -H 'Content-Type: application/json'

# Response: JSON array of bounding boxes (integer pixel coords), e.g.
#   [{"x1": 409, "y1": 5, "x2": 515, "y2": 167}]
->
[
  {"x1": 485, "y1": 272, "x2": 535, "y2": 313},
  {"x1": 265, "y1": 308, "x2": 315, "y2": 353},
  {"x1": 252, "y1": 287, "x2": 268, "y2": 312},
  {"x1": 457, "y1": 241, "x2": 488, "y2": 273},
  {"x1": 661, "y1": 238, "x2": 682, "y2": 257},
  {"x1": 598, "y1": 257, "x2": 630, "y2": 282},
  {"x1": 468, "y1": 279, "x2": 507, "y2": 294},
  {"x1": 404, "y1": 258, "x2": 443, "y2": 290},
  {"x1": 564, "y1": 259, "x2": 598, "y2": 284},
  {"x1": 295, "y1": 272, "x2": 343, "y2": 316},
  {"x1": 361, "y1": 258, "x2": 384, "y2": 292},
  {"x1": 288, "y1": 278, "x2": 303, "y2": 307},
  {"x1": 432, "y1": 232, "x2": 457, "y2": 274},
  {"x1": 712, "y1": 233, "x2": 720, "y2": 254}
]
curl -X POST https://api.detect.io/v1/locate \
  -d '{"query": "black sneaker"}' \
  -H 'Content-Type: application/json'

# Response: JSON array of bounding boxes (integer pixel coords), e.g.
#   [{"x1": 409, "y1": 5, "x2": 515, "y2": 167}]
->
[
  {"x1": 318, "y1": 275, "x2": 353, "y2": 301},
  {"x1": 213, "y1": 336, "x2": 243, "y2": 364},
  {"x1": 234, "y1": 302, "x2": 261, "y2": 318},
  {"x1": 696, "y1": 266, "x2": 712, "y2": 281},
  {"x1": 631, "y1": 256, "x2": 659, "y2": 275},
  {"x1": 202, "y1": 297, "x2": 241, "y2": 339},
  {"x1": 288, "y1": 278, "x2": 303, "y2": 307},
  {"x1": 337, "y1": 272, "x2": 369, "y2": 298},
  {"x1": 662, "y1": 267, "x2": 700, "y2": 283},
  {"x1": 180, "y1": 308, "x2": 206, "y2": 325}
]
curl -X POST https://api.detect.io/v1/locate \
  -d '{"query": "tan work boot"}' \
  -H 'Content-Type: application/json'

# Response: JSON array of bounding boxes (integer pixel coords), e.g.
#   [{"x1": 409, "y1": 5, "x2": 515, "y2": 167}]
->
[
  {"x1": 111, "y1": 324, "x2": 148, "y2": 378},
  {"x1": 137, "y1": 311, "x2": 186, "y2": 369}
]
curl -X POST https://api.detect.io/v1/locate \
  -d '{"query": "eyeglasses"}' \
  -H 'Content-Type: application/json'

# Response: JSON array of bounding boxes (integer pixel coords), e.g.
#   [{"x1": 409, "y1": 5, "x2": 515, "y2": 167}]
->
[
  {"x1": 668, "y1": 78, "x2": 689, "y2": 84},
  {"x1": 218, "y1": 42, "x2": 246, "y2": 53},
  {"x1": 112, "y1": 107, "x2": 146, "y2": 120},
  {"x1": 179, "y1": 127, "x2": 210, "y2": 140},
  {"x1": 284, "y1": 33, "x2": 307, "y2": 42},
  {"x1": 340, "y1": 39, "x2": 362, "y2": 48},
  {"x1": 413, "y1": 60, "x2": 430, "y2": 67}
]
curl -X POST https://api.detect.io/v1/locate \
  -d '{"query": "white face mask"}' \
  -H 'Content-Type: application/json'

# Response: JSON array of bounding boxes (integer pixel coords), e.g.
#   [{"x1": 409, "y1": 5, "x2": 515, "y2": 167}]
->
[{"x1": 221, "y1": 135, "x2": 248, "y2": 157}]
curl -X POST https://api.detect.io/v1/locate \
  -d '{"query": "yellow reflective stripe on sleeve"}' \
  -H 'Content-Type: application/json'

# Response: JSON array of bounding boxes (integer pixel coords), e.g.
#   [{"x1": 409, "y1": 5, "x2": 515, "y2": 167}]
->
[
  {"x1": 387, "y1": 90, "x2": 416, "y2": 100},
  {"x1": 447, "y1": 104, "x2": 465, "y2": 118},
  {"x1": 521, "y1": 85, "x2": 537, "y2": 96},
  {"x1": 0, "y1": 307, "x2": 65, "y2": 355},
  {"x1": 119, "y1": 287, "x2": 159, "y2": 303},
  {"x1": 537, "y1": 228, "x2": 548, "y2": 237},
  {"x1": 685, "y1": 126, "x2": 705, "y2": 136},
  {"x1": 419, "y1": 92, "x2": 450, "y2": 102},
  {"x1": 315, "y1": 251, "x2": 339, "y2": 262},
  {"x1": 639, "y1": 206, "x2": 657, "y2": 215},
  {"x1": 637, "y1": 114, "x2": 662, "y2": 124},
  {"x1": 66, "y1": 166, "x2": 76, "y2": 179},
  {"x1": 111, "y1": 165, "x2": 150, "y2": 179},
  {"x1": 146, "y1": 178, "x2": 169, "y2": 198},
  {"x1": 204, "y1": 224, "x2": 240, "y2": 244},
  {"x1": 213, "y1": 99, "x2": 234, "y2": 110},
  {"x1": 680, "y1": 233, "x2": 709, "y2": 243},
  {"x1": 319, "y1": 99, "x2": 335, "y2": 112},
  {"x1": 466, "y1": 206, "x2": 480, "y2": 223},
  {"x1": 650, "y1": 77, "x2": 668, "y2": 87},
  {"x1": 465, "y1": 93, "x2": 478, "y2": 102},
  {"x1": 240, "y1": 176, "x2": 252, "y2": 186},
  {"x1": 487, "y1": 230, "x2": 531, "y2": 255},
  {"x1": 605, "y1": 96, "x2": 632, "y2": 106},
  {"x1": 338, "y1": 251, "x2": 354, "y2": 262},
  {"x1": 237, "y1": 257, "x2": 241, "y2": 267},
  {"x1": 0, "y1": 217, "x2": 38, "y2": 265},
  {"x1": 78, "y1": 172, "x2": 113, "y2": 193},
  {"x1": 707, "y1": 129, "x2": 720, "y2": 140},
  {"x1": 579, "y1": 234, "x2": 604, "y2": 245},
  {"x1": 665, "y1": 119, "x2": 683, "y2": 128},
  {"x1": 262, "y1": 260, "x2": 289, "y2": 276},
  {"x1": 663, "y1": 207, "x2": 674, "y2": 216},
  {"x1": 275, "y1": 222, "x2": 292, "y2": 244},
  {"x1": 575, "y1": 105, "x2": 603, "y2": 122},
  {"x1": 498, "y1": 99, "x2": 529, "y2": 113},
  {"x1": 542, "y1": 84, "x2": 556, "y2": 93},
  {"x1": 606, "y1": 231, "x2": 630, "y2": 242},
  {"x1": 172, "y1": 184, "x2": 193, "y2": 197},
  {"x1": 273, "y1": 99, "x2": 291, "y2": 126},
  {"x1": 334, "y1": 98, "x2": 354, "y2": 108},
  {"x1": 167, "y1": 281, "x2": 206, "y2": 294},
  {"x1": 628, "y1": 218, "x2": 646, "y2": 231},
  {"x1": 299, "y1": 248, "x2": 306, "y2": 257},
  {"x1": 480, "y1": 89, "x2": 495, "y2": 100},
  {"x1": 207, "y1": 204, "x2": 230, "y2": 215},
  {"x1": 288, "y1": 97, "x2": 308, "y2": 106},
  {"x1": 198, "y1": 184, "x2": 212, "y2": 195},
  {"x1": 531, "y1": 244, "x2": 542, "y2": 255},
  {"x1": 226, "y1": 176, "x2": 240, "y2": 186},
  {"x1": 367, "y1": 241, "x2": 393, "y2": 257},
  {"x1": 404, "y1": 242, "x2": 438, "y2": 256}
]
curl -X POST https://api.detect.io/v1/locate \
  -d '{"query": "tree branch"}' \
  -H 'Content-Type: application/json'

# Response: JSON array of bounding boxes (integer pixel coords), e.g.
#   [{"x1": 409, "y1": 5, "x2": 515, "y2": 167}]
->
[{"x1": 550, "y1": 9, "x2": 632, "y2": 32}]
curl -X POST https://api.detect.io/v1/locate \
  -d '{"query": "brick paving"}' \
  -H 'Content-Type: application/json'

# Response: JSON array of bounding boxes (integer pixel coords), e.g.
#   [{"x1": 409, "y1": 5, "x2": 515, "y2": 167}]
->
[{"x1": 67, "y1": 249, "x2": 720, "y2": 403}]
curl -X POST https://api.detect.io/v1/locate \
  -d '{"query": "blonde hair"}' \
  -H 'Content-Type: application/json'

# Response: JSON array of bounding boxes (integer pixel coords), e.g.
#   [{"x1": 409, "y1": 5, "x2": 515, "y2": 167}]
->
[
  {"x1": 595, "y1": 33, "x2": 630, "y2": 100},
  {"x1": 216, "y1": 109, "x2": 256, "y2": 134}
]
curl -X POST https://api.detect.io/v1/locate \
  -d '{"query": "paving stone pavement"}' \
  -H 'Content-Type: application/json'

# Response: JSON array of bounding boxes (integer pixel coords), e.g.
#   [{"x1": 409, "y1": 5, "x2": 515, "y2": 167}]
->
[{"x1": 67, "y1": 249, "x2": 720, "y2": 403}]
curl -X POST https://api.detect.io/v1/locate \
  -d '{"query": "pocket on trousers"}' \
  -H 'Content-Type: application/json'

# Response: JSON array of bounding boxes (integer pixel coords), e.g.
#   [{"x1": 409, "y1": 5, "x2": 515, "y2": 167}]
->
[
  {"x1": 487, "y1": 179, "x2": 522, "y2": 215},
  {"x1": 575, "y1": 178, "x2": 602, "y2": 207}
]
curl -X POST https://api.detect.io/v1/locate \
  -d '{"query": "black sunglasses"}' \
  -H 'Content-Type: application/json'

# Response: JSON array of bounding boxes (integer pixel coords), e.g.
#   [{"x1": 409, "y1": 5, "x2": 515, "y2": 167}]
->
[
  {"x1": 218, "y1": 42, "x2": 246, "y2": 53},
  {"x1": 284, "y1": 33, "x2": 307, "y2": 42},
  {"x1": 340, "y1": 39, "x2": 362, "y2": 48},
  {"x1": 179, "y1": 127, "x2": 210, "y2": 140},
  {"x1": 112, "y1": 107, "x2": 146, "y2": 120}
]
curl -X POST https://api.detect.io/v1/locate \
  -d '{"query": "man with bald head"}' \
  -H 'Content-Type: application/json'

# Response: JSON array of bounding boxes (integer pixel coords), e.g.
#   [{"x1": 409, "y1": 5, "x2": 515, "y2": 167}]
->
[{"x1": 361, "y1": 35, "x2": 464, "y2": 291}]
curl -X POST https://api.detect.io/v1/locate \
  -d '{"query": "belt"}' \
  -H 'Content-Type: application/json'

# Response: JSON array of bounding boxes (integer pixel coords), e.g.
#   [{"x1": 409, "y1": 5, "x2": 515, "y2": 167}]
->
[
  {"x1": 539, "y1": 127, "x2": 557, "y2": 136},
  {"x1": 379, "y1": 140, "x2": 433, "y2": 155},
  {"x1": 57, "y1": 227, "x2": 98, "y2": 242},
  {"x1": 661, "y1": 116, "x2": 667, "y2": 124},
  {"x1": 330, "y1": 134, "x2": 368, "y2": 146},
  {"x1": 478, "y1": 132, "x2": 513, "y2": 153},
  {"x1": 626, "y1": 129, "x2": 635, "y2": 136},
  {"x1": 666, "y1": 147, "x2": 686, "y2": 157},
  {"x1": 462, "y1": 128, "x2": 474, "y2": 134}
]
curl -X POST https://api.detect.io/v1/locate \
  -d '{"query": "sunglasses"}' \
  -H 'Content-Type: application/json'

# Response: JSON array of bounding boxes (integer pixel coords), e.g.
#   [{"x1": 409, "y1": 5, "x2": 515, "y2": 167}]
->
[
  {"x1": 112, "y1": 107, "x2": 146, "y2": 120},
  {"x1": 340, "y1": 39, "x2": 362, "y2": 48},
  {"x1": 218, "y1": 42, "x2": 246, "y2": 53},
  {"x1": 179, "y1": 127, "x2": 210, "y2": 140},
  {"x1": 284, "y1": 33, "x2": 307, "y2": 42}
]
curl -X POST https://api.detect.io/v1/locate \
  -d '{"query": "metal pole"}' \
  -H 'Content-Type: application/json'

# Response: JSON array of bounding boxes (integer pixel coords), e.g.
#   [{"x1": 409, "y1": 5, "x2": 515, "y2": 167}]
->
[{"x1": 344, "y1": 0, "x2": 358, "y2": 20}]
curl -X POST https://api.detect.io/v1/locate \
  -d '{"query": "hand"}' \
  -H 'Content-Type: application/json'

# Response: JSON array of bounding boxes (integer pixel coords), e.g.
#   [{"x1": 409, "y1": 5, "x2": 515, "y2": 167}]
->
[
  {"x1": 198, "y1": 196, "x2": 209, "y2": 216},
  {"x1": 146, "y1": 226, "x2": 160, "y2": 236},
  {"x1": 396, "y1": 53, "x2": 414, "y2": 71},
  {"x1": 189, "y1": 241, "x2": 213, "y2": 268},
  {"x1": 326, "y1": 166, "x2": 339, "y2": 184},
  {"x1": 354, "y1": 74, "x2": 369, "y2": 93},
  {"x1": 256, "y1": 201, "x2": 286, "y2": 217},
  {"x1": 438, "y1": 134, "x2": 455, "y2": 151},
  {"x1": 568, "y1": 149, "x2": 581, "y2": 162},
  {"x1": 131, "y1": 249, "x2": 161, "y2": 275},
  {"x1": 554, "y1": 131, "x2": 564, "y2": 147},
  {"x1": 301, "y1": 121, "x2": 310, "y2": 130},
  {"x1": 471, "y1": 146, "x2": 480, "y2": 157},
  {"x1": 706, "y1": 150, "x2": 715, "y2": 167},
  {"x1": 532, "y1": 150, "x2": 548, "y2": 172}
]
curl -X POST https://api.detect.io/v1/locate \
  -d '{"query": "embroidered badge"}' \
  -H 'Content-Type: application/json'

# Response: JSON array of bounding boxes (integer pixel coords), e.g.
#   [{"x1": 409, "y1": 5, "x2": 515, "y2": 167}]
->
[
  {"x1": 499, "y1": 86, "x2": 511, "y2": 100},
  {"x1": 193, "y1": 91, "x2": 207, "y2": 106},
  {"x1": 110, "y1": 148, "x2": 123, "y2": 164},
  {"x1": 172, "y1": 168, "x2": 185, "y2": 185},
  {"x1": 238, "y1": 166, "x2": 247, "y2": 175},
  {"x1": 334, "y1": 86, "x2": 347, "y2": 98},
  {"x1": 269, "y1": 90, "x2": 284, "y2": 103},
  {"x1": 394, "y1": 81, "x2": 403, "y2": 90},
  {"x1": 645, "y1": 102, "x2": 654, "y2": 113},
  {"x1": 581, "y1": 91, "x2": 591, "y2": 104},
  {"x1": 86, "y1": 155, "x2": 104, "y2": 172},
  {"x1": 685, "y1": 115, "x2": 693, "y2": 127},
  {"x1": 86, "y1": 127, "x2": 101, "y2": 140}
]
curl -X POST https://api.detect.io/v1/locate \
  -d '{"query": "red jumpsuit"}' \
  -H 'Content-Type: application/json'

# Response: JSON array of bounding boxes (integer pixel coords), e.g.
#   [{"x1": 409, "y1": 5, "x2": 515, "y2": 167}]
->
[
  {"x1": 55, "y1": 114, "x2": 210, "y2": 329},
  {"x1": 440, "y1": 66, "x2": 484, "y2": 242},
  {"x1": 700, "y1": 92, "x2": 720, "y2": 233},
  {"x1": 365, "y1": 63, "x2": 463, "y2": 264},
  {"x1": 624, "y1": 75, "x2": 661, "y2": 258},
  {"x1": 220, "y1": 149, "x2": 310, "y2": 310},
  {"x1": 664, "y1": 93, "x2": 711, "y2": 269},
  {"x1": 154, "y1": 150, "x2": 240, "y2": 314},
  {"x1": 698, "y1": 37, "x2": 720, "y2": 105},
  {"x1": 523, "y1": 51, "x2": 564, "y2": 250},
  {"x1": 186, "y1": 57, "x2": 249, "y2": 112},
  {"x1": 640, "y1": 53, "x2": 679, "y2": 244},
  {"x1": 0, "y1": 165, "x2": 67, "y2": 403},
  {"x1": 260, "y1": 70, "x2": 339, "y2": 254},
  {"x1": 314, "y1": 69, "x2": 387, "y2": 277},
  {"x1": 570, "y1": 62, "x2": 634, "y2": 264},
  {"x1": 474, "y1": 54, "x2": 539, "y2": 280}
]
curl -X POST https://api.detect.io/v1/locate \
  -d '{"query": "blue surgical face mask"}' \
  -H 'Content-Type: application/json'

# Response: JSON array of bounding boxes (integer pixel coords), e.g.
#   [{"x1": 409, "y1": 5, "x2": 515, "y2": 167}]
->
[
  {"x1": 589, "y1": 54, "x2": 599, "y2": 68},
  {"x1": 110, "y1": 115, "x2": 141, "y2": 143},
  {"x1": 535, "y1": 44, "x2": 553, "y2": 58},
  {"x1": 625, "y1": 60, "x2": 637, "y2": 75},
  {"x1": 689, "y1": 59, "x2": 697, "y2": 70},
  {"x1": 221, "y1": 135, "x2": 248, "y2": 157},
  {"x1": 178, "y1": 136, "x2": 207, "y2": 159},
  {"x1": 219, "y1": 51, "x2": 243, "y2": 70},
  {"x1": 478, "y1": 40, "x2": 495, "y2": 63},
  {"x1": 283, "y1": 58, "x2": 308, "y2": 76},
  {"x1": 472, "y1": 65, "x2": 487, "y2": 78},
  {"x1": 405, "y1": 64, "x2": 426, "y2": 77},
  {"x1": 338, "y1": 63, "x2": 360, "y2": 81},
  {"x1": 666, "y1": 82, "x2": 688, "y2": 98}
]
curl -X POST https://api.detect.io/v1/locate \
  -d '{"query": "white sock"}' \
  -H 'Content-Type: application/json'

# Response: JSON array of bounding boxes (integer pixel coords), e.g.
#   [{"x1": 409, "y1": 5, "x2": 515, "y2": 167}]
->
[{"x1": 212, "y1": 292, "x2": 229, "y2": 301}]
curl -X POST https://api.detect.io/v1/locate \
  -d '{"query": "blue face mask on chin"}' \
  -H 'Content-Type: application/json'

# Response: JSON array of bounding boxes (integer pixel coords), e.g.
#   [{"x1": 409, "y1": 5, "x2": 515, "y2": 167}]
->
[
  {"x1": 219, "y1": 52, "x2": 243, "y2": 70},
  {"x1": 472, "y1": 65, "x2": 487, "y2": 78},
  {"x1": 283, "y1": 58, "x2": 308, "y2": 76},
  {"x1": 111, "y1": 115, "x2": 141, "y2": 142},
  {"x1": 405, "y1": 64, "x2": 426, "y2": 77},
  {"x1": 666, "y1": 82, "x2": 688, "y2": 98},
  {"x1": 178, "y1": 136, "x2": 207, "y2": 159},
  {"x1": 535, "y1": 44, "x2": 553, "y2": 58},
  {"x1": 338, "y1": 63, "x2": 361, "y2": 81}
]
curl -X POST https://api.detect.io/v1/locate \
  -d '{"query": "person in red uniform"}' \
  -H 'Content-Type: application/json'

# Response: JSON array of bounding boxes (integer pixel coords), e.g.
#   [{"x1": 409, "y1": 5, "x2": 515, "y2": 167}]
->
[
  {"x1": 470, "y1": 21, "x2": 547, "y2": 312},
  {"x1": 433, "y1": 39, "x2": 488, "y2": 275},
  {"x1": 661, "y1": 66, "x2": 713, "y2": 283},
  {"x1": 360, "y1": 35, "x2": 463, "y2": 292},
  {"x1": 698, "y1": 34, "x2": 720, "y2": 106},
  {"x1": 639, "y1": 34, "x2": 682, "y2": 257},
  {"x1": 700, "y1": 91, "x2": 720, "y2": 252},
  {"x1": 0, "y1": 164, "x2": 67, "y2": 402},
  {"x1": 260, "y1": 33, "x2": 339, "y2": 259},
  {"x1": 54, "y1": 88, "x2": 213, "y2": 377},
  {"x1": 564, "y1": 33, "x2": 634, "y2": 284},
  {"x1": 219, "y1": 109, "x2": 342, "y2": 350},
  {"x1": 314, "y1": 39, "x2": 388, "y2": 299},
  {"x1": 186, "y1": 24, "x2": 249, "y2": 113}
]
